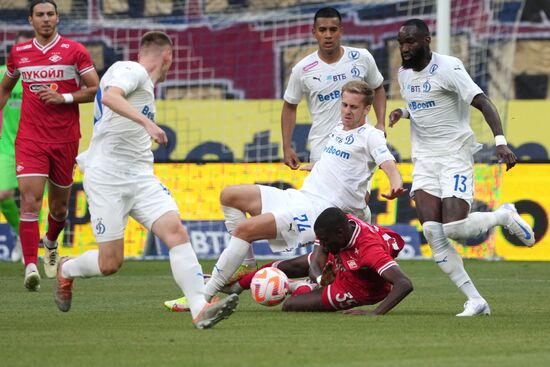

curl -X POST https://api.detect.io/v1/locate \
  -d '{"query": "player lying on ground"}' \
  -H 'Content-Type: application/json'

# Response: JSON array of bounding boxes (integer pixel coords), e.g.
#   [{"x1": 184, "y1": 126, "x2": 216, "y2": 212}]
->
[
  {"x1": 168, "y1": 207, "x2": 413, "y2": 315},
  {"x1": 164, "y1": 80, "x2": 406, "y2": 308}
]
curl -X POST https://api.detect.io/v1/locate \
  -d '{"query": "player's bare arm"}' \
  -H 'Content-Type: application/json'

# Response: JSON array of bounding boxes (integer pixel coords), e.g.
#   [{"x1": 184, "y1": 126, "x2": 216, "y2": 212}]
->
[
  {"x1": 308, "y1": 245, "x2": 328, "y2": 284},
  {"x1": 379, "y1": 160, "x2": 407, "y2": 200},
  {"x1": 37, "y1": 70, "x2": 99, "y2": 105},
  {"x1": 344, "y1": 266, "x2": 413, "y2": 316},
  {"x1": 102, "y1": 86, "x2": 168, "y2": 145},
  {"x1": 471, "y1": 93, "x2": 517, "y2": 171},
  {"x1": 373, "y1": 84, "x2": 387, "y2": 133},
  {"x1": 281, "y1": 101, "x2": 301, "y2": 169}
]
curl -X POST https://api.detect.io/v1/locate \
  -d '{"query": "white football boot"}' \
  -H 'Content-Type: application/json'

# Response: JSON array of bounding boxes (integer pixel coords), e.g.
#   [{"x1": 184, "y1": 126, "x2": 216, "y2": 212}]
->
[
  {"x1": 498, "y1": 203, "x2": 535, "y2": 247},
  {"x1": 456, "y1": 298, "x2": 491, "y2": 317}
]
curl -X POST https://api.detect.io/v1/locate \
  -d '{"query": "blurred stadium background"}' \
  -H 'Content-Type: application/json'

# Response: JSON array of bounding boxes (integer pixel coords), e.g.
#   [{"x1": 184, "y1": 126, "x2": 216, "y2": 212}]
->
[{"x1": 0, "y1": 0, "x2": 548, "y2": 261}]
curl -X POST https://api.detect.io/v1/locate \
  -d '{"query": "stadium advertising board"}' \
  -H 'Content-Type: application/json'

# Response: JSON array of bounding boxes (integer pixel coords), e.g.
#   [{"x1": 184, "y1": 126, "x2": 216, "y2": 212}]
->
[
  {"x1": 76, "y1": 100, "x2": 550, "y2": 163},
  {"x1": 0, "y1": 163, "x2": 547, "y2": 261}
]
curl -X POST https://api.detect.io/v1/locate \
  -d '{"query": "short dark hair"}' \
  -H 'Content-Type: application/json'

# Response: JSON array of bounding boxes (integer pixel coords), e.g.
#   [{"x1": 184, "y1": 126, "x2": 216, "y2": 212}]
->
[
  {"x1": 29, "y1": 0, "x2": 58, "y2": 16},
  {"x1": 140, "y1": 31, "x2": 173, "y2": 49},
  {"x1": 342, "y1": 80, "x2": 375, "y2": 107},
  {"x1": 401, "y1": 18, "x2": 430, "y2": 37},
  {"x1": 314, "y1": 7, "x2": 342, "y2": 24},
  {"x1": 314, "y1": 207, "x2": 348, "y2": 234}
]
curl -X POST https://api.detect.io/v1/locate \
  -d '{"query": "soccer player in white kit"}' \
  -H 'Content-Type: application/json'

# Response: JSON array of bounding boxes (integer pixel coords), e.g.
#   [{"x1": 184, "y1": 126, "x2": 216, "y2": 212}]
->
[
  {"x1": 53, "y1": 32, "x2": 238, "y2": 329},
  {"x1": 282, "y1": 7, "x2": 386, "y2": 168},
  {"x1": 226, "y1": 6, "x2": 387, "y2": 282},
  {"x1": 202, "y1": 80, "x2": 406, "y2": 301},
  {"x1": 389, "y1": 19, "x2": 535, "y2": 317}
]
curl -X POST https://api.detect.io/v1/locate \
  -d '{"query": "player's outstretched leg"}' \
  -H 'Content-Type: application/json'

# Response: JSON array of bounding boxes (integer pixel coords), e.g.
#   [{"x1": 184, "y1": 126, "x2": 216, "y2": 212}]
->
[
  {"x1": 497, "y1": 203, "x2": 535, "y2": 246},
  {"x1": 193, "y1": 294, "x2": 239, "y2": 329},
  {"x1": 54, "y1": 257, "x2": 74, "y2": 312},
  {"x1": 442, "y1": 203, "x2": 535, "y2": 247}
]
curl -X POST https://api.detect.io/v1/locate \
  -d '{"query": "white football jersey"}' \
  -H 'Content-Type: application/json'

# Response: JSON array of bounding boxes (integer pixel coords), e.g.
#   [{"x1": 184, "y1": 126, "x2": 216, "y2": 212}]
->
[
  {"x1": 284, "y1": 46, "x2": 384, "y2": 161},
  {"x1": 398, "y1": 52, "x2": 484, "y2": 157},
  {"x1": 300, "y1": 122, "x2": 394, "y2": 214},
  {"x1": 81, "y1": 61, "x2": 156, "y2": 173}
]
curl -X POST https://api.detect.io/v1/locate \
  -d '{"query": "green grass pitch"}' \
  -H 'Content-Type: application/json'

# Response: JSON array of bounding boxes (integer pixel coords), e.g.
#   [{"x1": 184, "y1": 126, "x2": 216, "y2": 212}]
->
[{"x1": 1, "y1": 260, "x2": 550, "y2": 367}]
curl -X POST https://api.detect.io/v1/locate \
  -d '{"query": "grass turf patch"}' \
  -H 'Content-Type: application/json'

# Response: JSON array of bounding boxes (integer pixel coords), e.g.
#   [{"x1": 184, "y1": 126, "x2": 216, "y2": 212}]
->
[{"x1": 1, "y1": 260, "x2": 550, "y2": 367}]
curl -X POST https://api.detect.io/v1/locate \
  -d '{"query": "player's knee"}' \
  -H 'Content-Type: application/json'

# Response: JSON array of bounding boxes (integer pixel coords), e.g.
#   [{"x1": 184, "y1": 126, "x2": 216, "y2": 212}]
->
[
  {"x1": 232, "y1": 220, "x2": 255, "y2": 242},
  {"x1": 19, "y1": 195, "x2": 42, "y2": 213},
  {"x1": 99, "y1": 257, "x2": 123, "y2": 276},
  {"x1": 220, "y1": 186, "x2": 240, "y2": 207},
  {"x1": 423, "y1": 221, "x2": 448, "y2": 251},
  {"x1": 442, "y1": 219, "x2": 468, "y2": 241}
]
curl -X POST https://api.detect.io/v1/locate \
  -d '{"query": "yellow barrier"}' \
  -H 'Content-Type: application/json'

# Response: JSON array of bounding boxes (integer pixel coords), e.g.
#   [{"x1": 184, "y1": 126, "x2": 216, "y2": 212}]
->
[{"x1": 2, "y1": 162, "x2": 543, "y2": 260}]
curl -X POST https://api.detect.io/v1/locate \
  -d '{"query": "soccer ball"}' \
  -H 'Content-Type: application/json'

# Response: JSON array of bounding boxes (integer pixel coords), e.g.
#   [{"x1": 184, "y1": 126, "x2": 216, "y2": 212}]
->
[{"x1": 250, "y1": 267, "x2": 289, "y2": 306}]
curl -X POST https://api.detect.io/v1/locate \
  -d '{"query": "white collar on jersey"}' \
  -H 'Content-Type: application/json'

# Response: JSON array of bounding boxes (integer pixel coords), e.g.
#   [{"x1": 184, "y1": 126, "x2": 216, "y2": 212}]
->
[
  {"x1": 343, "y1": 218, "x2": 361, "y2": 250},
  {"x1": 33, "y1": 33, "x2": 61, "y2": 54}
]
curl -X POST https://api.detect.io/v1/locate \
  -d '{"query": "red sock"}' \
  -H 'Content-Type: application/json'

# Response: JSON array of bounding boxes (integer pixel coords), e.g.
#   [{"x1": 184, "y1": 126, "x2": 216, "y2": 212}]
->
[
  {"x1": 46, "y1": 213, "x2": 66, "y2": 244},
  {"x1": 292, "y1": 284, "x2": 314, "y2": 296},
  {"x1": 20, "y1": 220, "x2": 40, "y2": 265},
  {"x1": 238, "y1": 261, "x2": 276, "y2": 289}
]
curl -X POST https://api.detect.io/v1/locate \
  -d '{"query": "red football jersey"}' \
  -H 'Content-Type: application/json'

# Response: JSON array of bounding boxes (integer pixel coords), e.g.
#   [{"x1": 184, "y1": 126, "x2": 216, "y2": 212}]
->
[
  {"x1": 333, "y1": 214, "x2": 405, "y2": 282},
  {"x1": 6, "y1": 34, "x2": 95, "y2": 143}
]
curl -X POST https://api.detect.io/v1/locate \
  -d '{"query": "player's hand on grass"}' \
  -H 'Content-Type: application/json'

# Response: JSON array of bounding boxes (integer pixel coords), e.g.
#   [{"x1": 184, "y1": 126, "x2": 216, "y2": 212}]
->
[
  {"x1": 320, "y1": 262, "x2": 336, "y2": 286},
  {"x1": 381, "y1": 186, "x2": 408, "y2": 200},
  {"x1": 37, "y1": 86, "x2": 64, "y2": 104},
  {"x1": 496, "y1": 145, "x2": 517, "y2": 171},
  {"x1": 299, "y1": 162, "x2": 315, "y2": 171},
  {"x1": 343, "y1": 309, "x2": 377, "y2": 316},
  {"x1": 388, "y1": 109, "x2": 403, "y2": 128},
  {"x1": 283, "y1": 147, "x2": 301, "y2": 170},
  {"x1": 146, "y1": 122, "x2": 168, "y2": 145}
]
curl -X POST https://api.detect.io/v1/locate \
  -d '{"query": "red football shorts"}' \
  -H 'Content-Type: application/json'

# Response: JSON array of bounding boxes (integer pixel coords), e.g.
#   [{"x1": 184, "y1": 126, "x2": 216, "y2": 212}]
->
[
  {"x1": 15, "y1": 137, "x2": 78, "y2": 187},
  {"x1": 321, "y1": 269, "x2": 391, "y2": 311}
]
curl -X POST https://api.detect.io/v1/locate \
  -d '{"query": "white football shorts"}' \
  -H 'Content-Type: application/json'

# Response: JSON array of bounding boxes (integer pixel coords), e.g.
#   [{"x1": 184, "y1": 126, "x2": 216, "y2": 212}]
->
[
  {"x1": 258, "y1": 185, "x2": 331, "y2": 252},
  {"x1": 84, "y1": 167, "x2": 180, "y2": 242},
  {"x1": 410, "y1": 145, "x2": 475, "y2": 205}
]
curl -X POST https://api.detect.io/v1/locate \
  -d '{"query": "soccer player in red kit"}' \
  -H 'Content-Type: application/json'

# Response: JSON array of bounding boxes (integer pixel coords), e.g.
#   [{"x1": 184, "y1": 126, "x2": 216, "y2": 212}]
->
[
  {"x1": 180, "y1": 207, "x2": 413, "y2": 315},
  {"x1": 0, "y1": 0, "x2": 99, "y2": 291},
  {"x1": 281, "y1": 207, "x2": 413, "y2": 314}
]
